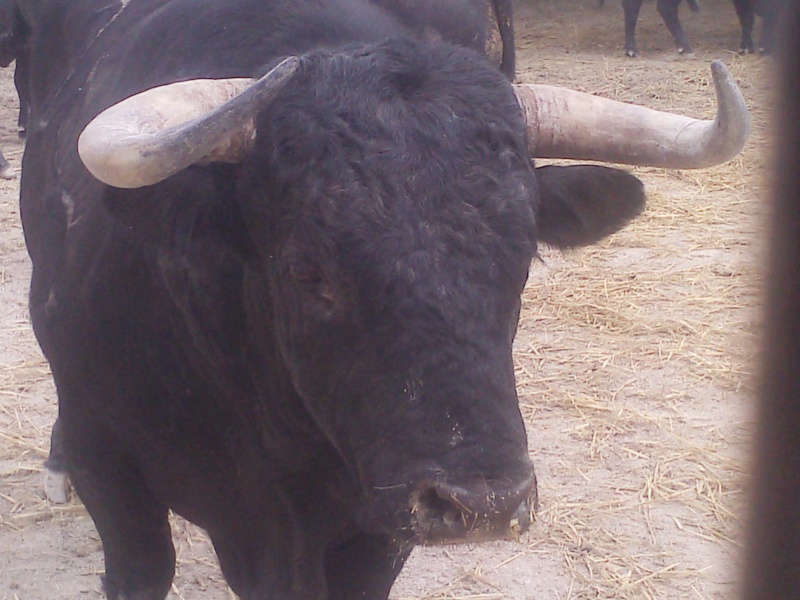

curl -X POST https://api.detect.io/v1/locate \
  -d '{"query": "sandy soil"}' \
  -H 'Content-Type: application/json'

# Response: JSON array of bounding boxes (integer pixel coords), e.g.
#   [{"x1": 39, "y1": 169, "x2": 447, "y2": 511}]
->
[{"x1": 0, "y1": 0, "x2": 776, "y2": 598}]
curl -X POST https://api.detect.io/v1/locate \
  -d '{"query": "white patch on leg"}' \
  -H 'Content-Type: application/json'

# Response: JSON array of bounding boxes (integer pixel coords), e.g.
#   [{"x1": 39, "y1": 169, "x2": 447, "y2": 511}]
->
[
  {"x1": 43, "y1": 469, "x2": 70, "y2": 504},
  {"x1": 0, "y1": 163, "x2": 15, "y2": 179}
]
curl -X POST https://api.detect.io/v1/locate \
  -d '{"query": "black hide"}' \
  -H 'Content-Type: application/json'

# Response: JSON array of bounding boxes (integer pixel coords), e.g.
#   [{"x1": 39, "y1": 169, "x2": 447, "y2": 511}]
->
[{"x1": 21, "y1": 1, "x2": 646, "y2": 598}]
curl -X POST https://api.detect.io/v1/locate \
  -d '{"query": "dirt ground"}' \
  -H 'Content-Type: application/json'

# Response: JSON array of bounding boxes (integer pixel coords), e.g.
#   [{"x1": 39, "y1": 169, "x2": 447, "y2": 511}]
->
[{"x1": 0, "y1": 0, "x2": 777, "y2": 598}]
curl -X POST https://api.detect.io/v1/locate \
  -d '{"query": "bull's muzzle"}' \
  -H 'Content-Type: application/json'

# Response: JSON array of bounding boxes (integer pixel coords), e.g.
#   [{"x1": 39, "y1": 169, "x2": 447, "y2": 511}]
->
[{"x1": 410, "y1": 475, "x2": 537, "y2": 545}]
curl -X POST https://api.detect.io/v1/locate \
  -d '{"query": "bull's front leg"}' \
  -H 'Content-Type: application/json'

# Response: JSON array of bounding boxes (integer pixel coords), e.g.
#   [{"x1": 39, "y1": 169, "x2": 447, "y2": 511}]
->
[
  {"x1": 43, "y1": 416, "x2": 70, "y2": 504},
  {"x1": 657, "y1": 0, "x2": 693, "y2": 53},
  {"x1": 622, "y1": 0, "x2": 644, "y2": 57},
  {"x1": 732, "y1": 0, "x2": 756, "y2": 53},
  {"x1": 64, "y1": 425, "x2": 175, "y2": 600},
  {"x1": 757, "y1": 8, "x2": 781, "y2": 54}
]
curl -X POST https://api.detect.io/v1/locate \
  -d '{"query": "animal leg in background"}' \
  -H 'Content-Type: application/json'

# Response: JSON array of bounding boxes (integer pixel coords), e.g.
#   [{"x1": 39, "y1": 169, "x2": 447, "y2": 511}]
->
[
  {"x1": 622, "y1": 0, "x2": 645, "y2": 56},
  {"x1": 734, "y1": 0, "x2": 786, "y2": 54},
  {"x1": 733, "y1": 0, "x2": 757, "y2": 52},
  {"x1": 622, "y1": 0, "x2": 696, "y2": 57},
  {"x1": 656, "y1": 0, "x2": 693, "y2": 53}
]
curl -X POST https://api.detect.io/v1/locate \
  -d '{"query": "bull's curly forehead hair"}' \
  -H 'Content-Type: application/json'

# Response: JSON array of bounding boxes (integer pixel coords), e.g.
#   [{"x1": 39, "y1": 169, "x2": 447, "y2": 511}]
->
[
  {"x1": 249, "y1": 38, "x2": 524, "y2": 170},
  {"x1": 246, "y1": 37, "x2": 535, "y2": 253},
  {"x1": 271, "y1": 36, "x2": 510, "y2": 102}
]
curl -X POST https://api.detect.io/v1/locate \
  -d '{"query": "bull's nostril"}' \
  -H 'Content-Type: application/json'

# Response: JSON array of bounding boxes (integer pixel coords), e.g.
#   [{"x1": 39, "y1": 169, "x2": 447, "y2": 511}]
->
[
  {"x1": 410, "y1": 477, "x2": 535, "y2": 544},
  {"x1": 509, "y1": 500, "x2": 533, "y2": 537},
  {"x1": 414, "y1": 488, "x2": 466, "y2": 529}
]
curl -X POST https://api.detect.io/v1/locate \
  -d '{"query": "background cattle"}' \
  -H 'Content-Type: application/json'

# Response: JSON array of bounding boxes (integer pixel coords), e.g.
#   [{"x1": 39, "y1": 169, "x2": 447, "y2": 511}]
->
[
  {"x1": 16, "y1": 0, "x2": 749, "y2": 598},
  {"x1": 733, "y1": 0, "x2": 785, "y2": 53},
  {"x1": 370, "y1": 0, "x2": 516, "y2": 78},
  {"x1": 601, "y1": 0, "x2": 786, "y2": 56},
  {"x1": 741, "y1": 1, "x2": 800, "y2": 597}
]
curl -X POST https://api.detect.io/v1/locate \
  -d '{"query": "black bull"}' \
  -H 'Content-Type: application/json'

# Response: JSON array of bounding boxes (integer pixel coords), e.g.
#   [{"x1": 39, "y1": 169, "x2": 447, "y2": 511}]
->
[{"x1": 19, "y1": 0, "x2": 750, "y2": 598}]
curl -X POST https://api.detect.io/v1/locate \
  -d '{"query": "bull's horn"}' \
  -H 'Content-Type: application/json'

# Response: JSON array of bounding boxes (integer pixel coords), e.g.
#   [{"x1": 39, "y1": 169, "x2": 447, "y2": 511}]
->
[
  {"x1": 78, "y1": 57, "x2": 300, "y2": 189},
  {"x1": 514, "y1": 60, "x2": 751, "y2": 168}
]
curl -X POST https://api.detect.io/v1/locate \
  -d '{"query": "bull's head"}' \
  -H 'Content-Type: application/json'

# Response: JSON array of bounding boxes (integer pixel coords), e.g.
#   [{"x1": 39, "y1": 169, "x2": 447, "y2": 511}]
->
[{"x1": 75, "y1": 41, "x2": 750, "y2": 547}]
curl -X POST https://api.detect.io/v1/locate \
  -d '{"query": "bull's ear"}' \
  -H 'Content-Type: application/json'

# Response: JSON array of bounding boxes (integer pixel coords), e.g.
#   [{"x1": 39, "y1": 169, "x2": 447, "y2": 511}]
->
[{"x1": 533, "y1": 165, "x2": 645, "y2": 248}]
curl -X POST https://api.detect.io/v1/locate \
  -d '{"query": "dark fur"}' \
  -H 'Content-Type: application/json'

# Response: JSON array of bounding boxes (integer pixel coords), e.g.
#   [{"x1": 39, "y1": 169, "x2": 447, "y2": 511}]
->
[
  {"x1": 22, "y1": 0, "x2": 645, "y2": 598},
  {"x1": 369, "y1": 0, "x2": 516, "y2": 79},
  {"x1": 613, "y1": 0, "x2": 786, "y2": 56}
]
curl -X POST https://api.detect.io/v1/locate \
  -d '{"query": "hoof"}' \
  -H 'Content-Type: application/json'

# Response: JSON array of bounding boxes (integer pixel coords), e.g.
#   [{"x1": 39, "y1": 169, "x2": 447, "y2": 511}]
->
[
  {"x1": 0, "y1": 164, "x2": 15, "y2": 180},
  {"x1": 625, "y1": 49, "x2": 638, "y2": 58},
  {"x1": 43, "y1": 468, "x2": 70, "y2": 504}
]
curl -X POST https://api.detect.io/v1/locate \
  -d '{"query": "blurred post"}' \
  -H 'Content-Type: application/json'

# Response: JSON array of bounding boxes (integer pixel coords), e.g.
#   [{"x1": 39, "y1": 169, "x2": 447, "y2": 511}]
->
[{"x1": 741, "y1": 1, "x2": 800, "y2": 598}]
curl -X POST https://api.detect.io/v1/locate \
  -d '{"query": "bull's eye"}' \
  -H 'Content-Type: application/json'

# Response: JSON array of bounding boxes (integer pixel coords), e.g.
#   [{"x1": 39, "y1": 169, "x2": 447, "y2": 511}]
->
[
  {"x1": 291, "y1": 262, "x2": 323, "y2": 286},
  {"x1": 289, "y1": 261, "x2": 337, "y2": 314}
]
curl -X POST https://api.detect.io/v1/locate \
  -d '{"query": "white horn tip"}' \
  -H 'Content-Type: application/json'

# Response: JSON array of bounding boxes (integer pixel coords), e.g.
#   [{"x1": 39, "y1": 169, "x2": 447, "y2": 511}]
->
[{"x1": 707, "y1": 59, "x2": 752, "y2": 166}]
